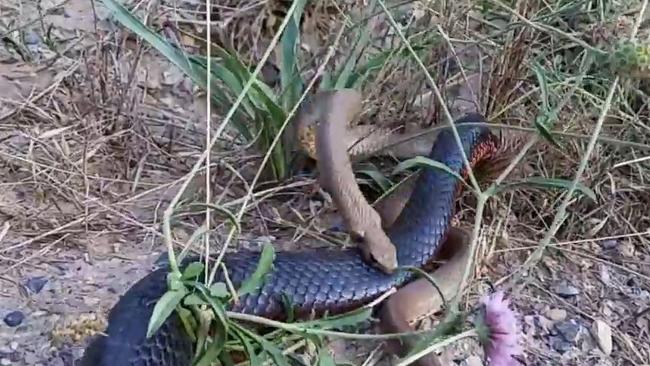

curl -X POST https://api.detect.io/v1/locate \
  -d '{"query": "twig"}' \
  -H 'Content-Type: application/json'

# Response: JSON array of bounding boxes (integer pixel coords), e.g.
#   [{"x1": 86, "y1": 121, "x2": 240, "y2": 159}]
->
[
  {"x1": 161, "y1": 0, "x2": 304, "y2": 276},
  {"x1": 509, "y1": 0, "x2": 648, "y2": 285}
]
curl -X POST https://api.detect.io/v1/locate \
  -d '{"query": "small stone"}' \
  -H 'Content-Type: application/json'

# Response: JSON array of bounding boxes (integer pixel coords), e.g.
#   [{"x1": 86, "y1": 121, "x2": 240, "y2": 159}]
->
[
  {"x1": 465, "y1": 355, "x2": 483, "y2": 366},
  {"x1": 619, "y1": 241, "x2": 635, "y2": 257},
  {"x1": 3, "y1": 311, "x2": 24, "y2": 327},
  {"x1": 546, "y1": 308, "x2": 567, "y2": 322},
  {"x1": 600, "y1": 239, "x2": 618, "y2": 250},
  {"x1": 599, "y1": 265, "x2": 611, "y2": 285},
  {"x1": 550, "y1": 336, "x2": 573, "y2": 353},
  {"x1": 553, "y1": 281, "x2": 580, "y2": 297},
  {"x1": 0, "y1": 358, "x2": 10, "y2": 365},
  {"x1": 8, "y1": 343, "x2": 16, "y2": 352},
  {"x1": 535, "y1": 315, "x2": 554, "y2": 332},
  {"x1": 24, "y1": 276, "x2": 48, "y2": 294},
  {"x1": 591, "y1": 319, "x2": 613, "y2": 355},
  {"x1": 23, "y1": 31, "x2": 40, "y2": 45},
  {"x1": 554, "y1": 319, "x2": 581, "y2": 342}
]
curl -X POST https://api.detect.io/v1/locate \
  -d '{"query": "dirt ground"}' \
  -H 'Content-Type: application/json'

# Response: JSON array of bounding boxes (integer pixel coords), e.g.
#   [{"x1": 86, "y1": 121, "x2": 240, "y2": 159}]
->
[{"x1": 1, "y1": 0, "x2": 650, "y2": 365}]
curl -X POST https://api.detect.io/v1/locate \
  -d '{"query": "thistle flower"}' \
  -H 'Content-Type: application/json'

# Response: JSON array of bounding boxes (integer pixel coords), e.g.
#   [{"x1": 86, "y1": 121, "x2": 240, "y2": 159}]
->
[{"x1": 474, "y1": 290, "x2": 521, "y2": 366}]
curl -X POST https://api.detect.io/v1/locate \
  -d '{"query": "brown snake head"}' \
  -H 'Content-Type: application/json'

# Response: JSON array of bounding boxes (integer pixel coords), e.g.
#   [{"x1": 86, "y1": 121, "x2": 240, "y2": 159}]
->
[
  {"x1": 351, "y1": 226, "x2": 399, "y2": 274},
  {"x1": 305, "y1": 89, "x2": 399, "y2": 274}
]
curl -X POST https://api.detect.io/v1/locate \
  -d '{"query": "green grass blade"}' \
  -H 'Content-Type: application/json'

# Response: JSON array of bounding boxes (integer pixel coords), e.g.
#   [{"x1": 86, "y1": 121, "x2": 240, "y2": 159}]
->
[
  {"x1": 146, "y1": 286, "x2": 188, "y2": 338},
  {"x1": 317, "y1": 350, "x2": 337, "y2": 366},
  {"x1": 181, "y1": 261, "x2": 205, "y2": 280},
  {"x1": 279, "y1": 0, "x2": 308, "y2": 110},
  {"x1": 392, "y1": 156, "x2": 464, "y2": 183},
  {"x1": 101, "y1": 0, "x2": 200, "y2": 85},
  {"x1": 333, "y1": 0, "x2": 377, "y2": 89},
  {"x1": 491, "y1": 177, "x2": 597, "y2": 201},
  {"x1": 231, "y1": 325, "x2": 263, "y2": 366},
  {"x1": 299, "y1": 306, "x2": 373, "y2": 330},
  {"x1": 237, "y1": 243, "x2": 276, "y2": 297},
  {"x1": 355, "y1": 163, "x2": 393, "y2": 192},
  {"x1": 233, "y1": 323, "x2": 291, "y2": 366}
]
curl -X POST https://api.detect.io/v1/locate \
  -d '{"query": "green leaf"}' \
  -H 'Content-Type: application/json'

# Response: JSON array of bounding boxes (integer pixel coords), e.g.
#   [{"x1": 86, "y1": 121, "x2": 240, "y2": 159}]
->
[
  {"x1": 176, "y1": 306, "x2": 198, "y2": 342},
  {"x1": 333, "y1": 0, "x2": 375, "y2": 90},
  {"x1": 146, "y1": 287, "x2": 188, "y2": 338},
  {"x1": 531, "y1": 63, "x2": 561, "y2": 148},
  {"x1": 279, "y1": 0, "x2": 308, "y2": 111},
  {"x1": 181, "y1": 262, "x2": 205, "y2": 280},
  {"x1": 300, "y1": 306, "x2": 372, "y2": 330},
  {"x1": 101, "y1": 0, "x2": 201, "y2": 87},
  {"x1": 489, "y1": 177, "x2": 597, "y2": 201},
  {"x1": 534, "y1": 114, "x2": 561, "y2": 148},
  {"x1": 194, "y1": 309, "x2": 228, "y2": 366},
  {"x1": 238, "y1": 244, "x2": 276, "y2": 297},
  {"x1": 210, "y1": 282, "x2": 230, "y2": 298},
  {"x1": 193, "y1": 283, "x2": 230, "y2": 335},
  {"x1": 532, "y1": 62, "x2": 551, "y2": 112},
  {"x1": 392, "y1": 156, "x2": 464, "y2": 183},
  {"x1": 167, "y1": 271, "x2": 184, "y2": 291},
  {"x1": 355, "y1": 163, "x2": 393, "y2": 192},
  {"x1": 231, "y1": 325, "x2": 263, "y2": 366},
  {"x1": 317, "y1": 350, "x2": 337, "y2": 366},
  {"x1": 183, "y1": 293, "x2": 207, "y2": 306},
  {"x1": 236, "y1": 325, "x2": 291, "y2": 366},
  {"x1": 258, "y1": 338, "x2": 291, "y2": 366},
  {"x1": 280, "y1": 293, "x2": 296, "y2": 323}
]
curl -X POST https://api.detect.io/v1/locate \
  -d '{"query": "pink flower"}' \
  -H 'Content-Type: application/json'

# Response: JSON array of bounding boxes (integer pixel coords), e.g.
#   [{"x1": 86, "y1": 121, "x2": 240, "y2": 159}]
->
[{"x1": 475, "y1": 290, "x2": 522, "y2": 366}]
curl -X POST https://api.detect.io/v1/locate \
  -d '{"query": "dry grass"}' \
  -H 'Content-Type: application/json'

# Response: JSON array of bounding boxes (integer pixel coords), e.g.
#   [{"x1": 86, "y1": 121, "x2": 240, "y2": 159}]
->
[{"x1": 1, "y1": 0, "x2": 650, "y2": 364}]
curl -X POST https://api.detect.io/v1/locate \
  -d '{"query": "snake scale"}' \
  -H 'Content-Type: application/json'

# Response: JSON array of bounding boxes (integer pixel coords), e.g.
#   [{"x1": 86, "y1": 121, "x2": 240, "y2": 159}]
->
[{"x1": 80, "y1": 111, "x2": 500, "y2": 366}]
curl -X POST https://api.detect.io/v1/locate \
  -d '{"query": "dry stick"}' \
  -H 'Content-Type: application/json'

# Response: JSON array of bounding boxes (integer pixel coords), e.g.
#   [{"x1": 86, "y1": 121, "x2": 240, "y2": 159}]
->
[
  {"x1": 372, "y1": 2, "x2": 635, "y2": 363},
  {"x1": 205, "y1": 0, "x2": 213, "y2": 285},
  {"x1": 376, "y1": 6, "x2": 485, "y2": 304},
  {"x1": 506, "y1": 0, "x2": 649, "y2": 287},
  {"x1": 489, "y1": 52, "x2": 592, "y2": 190},
  {"x1": 206, "y1": 21, "x2": 347, "y2": 285},
  {"x1": 442, "y1": 19, "x2": 595, "y2": 312},
  {"x1": 383, "y1": 10, "x2": 482, "y2": 193},
  {"x1": 375, "y1": 5, "x2": 487, "y2": 363},
  {"x1": 490, "y1": 0, "x2": 606, "y2": 55},
  {"x1": 160, "y1": 0, "x2": 302, "y2": 276}
]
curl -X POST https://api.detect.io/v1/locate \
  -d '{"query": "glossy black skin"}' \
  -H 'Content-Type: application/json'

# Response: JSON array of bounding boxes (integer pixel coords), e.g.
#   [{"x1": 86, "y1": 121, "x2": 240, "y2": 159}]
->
[{"x1": 81, "y1": 113, "x2": 497, "y2": 366}]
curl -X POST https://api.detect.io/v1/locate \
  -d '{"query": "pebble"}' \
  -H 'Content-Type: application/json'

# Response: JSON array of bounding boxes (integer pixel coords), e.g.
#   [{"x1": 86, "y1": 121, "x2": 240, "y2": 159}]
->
[
  {"x1": 3, "y1": 311, "x2": 24, "y2": 327},
  {"x1": 465, "y1": 355, "x2": 483, "y2": 366},
  {"x1": 23, "y1": 31, "x2": 40, "y2": 45},
  {"x1": 591, "y1": 319, "x2": 613, "y2": 355},
  {"x1": 600, "y1": 239, "x2": 618, "y2": 250},
  {"x1": 619, "y1": 241, "x2": 635, "y2": 257},
  {"x1": 550, "y1": 335, "x2": 573, "y2": 353},
  {"x1": 554, "y1": 319, "x2": 581, "y2": 342},
  {"x1": 25, "y1": 276, "x2": 48, "y2": 294},
  {"x1": 545, "y1": 308, "x2": 567, "y2": 322},
  {"x1": 553, "y1": 281, "x2": 580, "y2": 298}
]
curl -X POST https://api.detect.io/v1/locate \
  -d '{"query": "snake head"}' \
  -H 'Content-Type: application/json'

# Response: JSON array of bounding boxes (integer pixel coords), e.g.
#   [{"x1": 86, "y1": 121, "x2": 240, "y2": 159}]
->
[{"x1": 351, "y1": 227, "x2": 398, "y2": 274}]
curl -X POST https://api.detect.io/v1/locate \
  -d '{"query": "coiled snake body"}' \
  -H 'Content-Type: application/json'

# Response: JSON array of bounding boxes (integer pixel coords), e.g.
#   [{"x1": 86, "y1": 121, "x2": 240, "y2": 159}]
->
[{"x1": 81, "y1": 112, "x2": 499, "y2": 366}]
